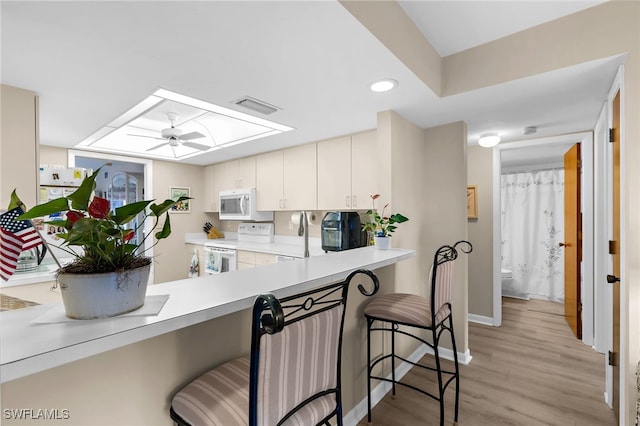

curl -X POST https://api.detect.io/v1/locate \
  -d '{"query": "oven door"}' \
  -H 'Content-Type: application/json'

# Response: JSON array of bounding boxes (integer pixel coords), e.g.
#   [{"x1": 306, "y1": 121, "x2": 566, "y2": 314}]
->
[{"x1": 204, "y1": 246, "x2": 237, "y2": 274}]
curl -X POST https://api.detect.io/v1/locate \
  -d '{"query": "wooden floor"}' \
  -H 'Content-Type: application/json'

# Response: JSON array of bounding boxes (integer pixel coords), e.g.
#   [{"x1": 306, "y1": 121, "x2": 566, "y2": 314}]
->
[{"x1": 359, "y1": 297, "x2": 616, "y2": 426}]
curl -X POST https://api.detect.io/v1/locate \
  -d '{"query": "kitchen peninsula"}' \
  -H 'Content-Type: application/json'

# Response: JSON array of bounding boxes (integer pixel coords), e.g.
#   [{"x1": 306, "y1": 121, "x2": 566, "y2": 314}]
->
[{"x1": 1, "y1": 246, "x2": 414, "y2": 425}]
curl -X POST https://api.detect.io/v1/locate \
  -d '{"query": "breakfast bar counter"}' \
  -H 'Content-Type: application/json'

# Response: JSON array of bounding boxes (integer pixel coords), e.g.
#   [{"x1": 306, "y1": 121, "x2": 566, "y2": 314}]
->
[{"x1": 1, "y1": 246, "x2": 414, "y2": 384}]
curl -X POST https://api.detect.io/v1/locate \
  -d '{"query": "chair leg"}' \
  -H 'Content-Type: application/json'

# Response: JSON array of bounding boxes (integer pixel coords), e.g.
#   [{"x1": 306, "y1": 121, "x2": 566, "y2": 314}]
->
[
  {"x1": 391, "y1": 322, "x2": 396, "y2": 396},
  {"x1": 433, "y1": 326, "x2": 445, "y2": 426},
  {"x1": 449, "y1": 314, "x2": 460, "y2": 423},
  {"x1": 367, "y1": 317, "x2": 373, "y2": 423}
]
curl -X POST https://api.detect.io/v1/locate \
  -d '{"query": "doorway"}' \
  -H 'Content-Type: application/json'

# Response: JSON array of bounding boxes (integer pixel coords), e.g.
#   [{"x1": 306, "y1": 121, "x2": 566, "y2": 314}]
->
[
  {"x1": 492, "y1": 132, "x2": 595, "y2": 347},
  {"x1": 67, "y1": 150, "x2": 154, "y2": 282}
]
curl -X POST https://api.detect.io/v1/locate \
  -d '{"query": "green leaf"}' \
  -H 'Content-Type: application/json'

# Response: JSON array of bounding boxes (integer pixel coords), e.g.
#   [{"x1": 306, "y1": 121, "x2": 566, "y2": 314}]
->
[
  {"x1": 17, "y1": 197, "x2": 70, "y2": 219},
  {"x1": 8, "y1": 190, "x2": 23, "y2": 210},
  {"x1": 150, "y1": 196, "x2": 191, "y2": 217},
  {"x1": 67, "y1": 168, "x2": 100, "y2": 211},
  {"x1": 155, "y1": 214, "x2": 172, "y2": 240},
  {"x1": 112, "y1": 200, "x2": 152, "y2": 225}
]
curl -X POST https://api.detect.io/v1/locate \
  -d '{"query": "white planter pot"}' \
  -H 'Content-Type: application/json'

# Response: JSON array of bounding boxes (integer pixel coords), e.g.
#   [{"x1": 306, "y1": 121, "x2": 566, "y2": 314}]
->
[
  {"x1": 58, "y1": 264, "x2": 150, "y2": 319},
  {"x1": 374, "y1": 236, "x2": 391, "y2": 250}
]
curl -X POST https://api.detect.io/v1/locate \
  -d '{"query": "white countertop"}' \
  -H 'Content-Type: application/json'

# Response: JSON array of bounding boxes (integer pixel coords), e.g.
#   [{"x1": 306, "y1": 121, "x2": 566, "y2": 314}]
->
[{"x1": 0, "y1": 246, "x2": 414, "y2": 383}]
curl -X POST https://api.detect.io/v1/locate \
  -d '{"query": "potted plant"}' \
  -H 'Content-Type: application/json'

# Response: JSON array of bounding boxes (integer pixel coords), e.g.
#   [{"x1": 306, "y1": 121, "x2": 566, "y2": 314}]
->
[
  {"x1": 11, "y1": 167, "x2": 190, "y2": 319},
  {"x1": 361, "y1": 194, "x2": 409, "y2": 250}
]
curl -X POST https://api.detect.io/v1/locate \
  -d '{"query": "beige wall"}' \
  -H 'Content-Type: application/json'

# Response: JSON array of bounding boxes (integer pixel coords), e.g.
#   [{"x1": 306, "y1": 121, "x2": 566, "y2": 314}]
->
[
  {"x1": 141, "y1": 159, "x2": 207, "y2": 284},
  {"x1": 1, "y1": 84, "x2": 39, "y2": 209},
  {"x1": 467, "y1": 146, "x2": 494, "y2": 318}
]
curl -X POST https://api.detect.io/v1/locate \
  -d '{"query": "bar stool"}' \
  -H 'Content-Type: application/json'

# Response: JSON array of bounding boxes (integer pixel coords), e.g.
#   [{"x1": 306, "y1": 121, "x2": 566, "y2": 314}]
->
[
  {"x1": 364, "y1": 240, "x2": 472, "y2": 426},
  {"x1": 170, "y1": 269, "x2": 379, "y2": 426}
]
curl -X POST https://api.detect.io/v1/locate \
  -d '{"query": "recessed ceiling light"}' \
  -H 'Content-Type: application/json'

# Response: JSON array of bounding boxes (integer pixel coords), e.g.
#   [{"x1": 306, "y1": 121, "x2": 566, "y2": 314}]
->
[
  {"x1": 478, "y1": 134, "x2": 501, "y2": 148},
  {"x1": 370, "y1": 79, "x2": 398, "y2": 92}
]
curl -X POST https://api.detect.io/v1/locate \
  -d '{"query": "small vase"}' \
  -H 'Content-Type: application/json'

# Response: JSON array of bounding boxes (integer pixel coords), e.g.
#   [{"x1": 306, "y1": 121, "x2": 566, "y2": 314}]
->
[
  {"x1": 374, "y1": 236, "x2": 391, "y2": 250},
  {"x1": 57, "y1": 264, "x2": 151, "y2": 319}
]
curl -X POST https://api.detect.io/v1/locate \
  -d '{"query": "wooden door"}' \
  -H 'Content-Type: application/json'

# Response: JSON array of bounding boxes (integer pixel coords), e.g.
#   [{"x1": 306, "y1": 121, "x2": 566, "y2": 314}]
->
[
  {"x1": 611, "y1": 89, "x2": 621, "y2": 420},
  {"x1": 283, "y1": 143, "x2": 317, "y2": 210},
  {"x1": 563, "y1": 143, "x2": 582, "y2": 339},
  {"x1": 317, "y1": 136, "x2": 351, "y2": 210},
  {"x1": 256, "y1": 150, "x2": 284, "y2": 211},
  {"x1": 351, "y1": 130, "x2": 378, "y2": 210}
]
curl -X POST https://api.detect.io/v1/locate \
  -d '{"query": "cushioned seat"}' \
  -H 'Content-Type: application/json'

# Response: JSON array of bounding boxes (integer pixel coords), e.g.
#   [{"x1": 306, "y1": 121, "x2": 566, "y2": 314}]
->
[
  {"x1": 170, "y1": 269, "x2": 380, "y2": 426},
  {"x1": 364, "y1": 241, "x2": 472, "y2": 426}
]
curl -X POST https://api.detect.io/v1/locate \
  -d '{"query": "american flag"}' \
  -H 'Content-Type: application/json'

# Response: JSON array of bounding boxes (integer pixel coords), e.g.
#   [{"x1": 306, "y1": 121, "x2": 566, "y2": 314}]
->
[{"x1": 0, "y1": 207, "x2": 43, "y2": 281}]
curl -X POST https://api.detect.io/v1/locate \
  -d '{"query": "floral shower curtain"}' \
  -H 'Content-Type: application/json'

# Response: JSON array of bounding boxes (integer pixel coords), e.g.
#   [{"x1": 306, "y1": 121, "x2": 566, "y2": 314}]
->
[{"x1": 501, "y1": 169, "x2": 565, "y2": 302}]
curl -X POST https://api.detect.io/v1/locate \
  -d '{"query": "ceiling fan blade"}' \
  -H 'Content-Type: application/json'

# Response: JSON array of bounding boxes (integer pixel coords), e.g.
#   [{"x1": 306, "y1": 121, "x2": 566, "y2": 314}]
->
[
  {"x1": 146, "y1": 142, "x2": 169, "y2": 152},
  {"x1": 179, "y1": 131, "x2": 205, "y2": 141},
  {"x1": 128, "y1": 133, "x2": 164, "y2": 141},
  {"x1": 182, "y1": 141, "x2": 211, "y2": 151}
]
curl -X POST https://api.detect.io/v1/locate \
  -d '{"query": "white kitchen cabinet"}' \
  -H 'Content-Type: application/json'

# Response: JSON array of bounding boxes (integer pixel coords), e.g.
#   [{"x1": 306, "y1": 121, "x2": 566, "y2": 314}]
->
[
  {"x1": 317, "y1": 136, "x2": 351, "y2": 210},
  {"x1": 254, "y1": 252, "x2": 277, "y2": 267},
  {"x1": 204, "y1": 163, "x2": 226, "y2": 212},
  {"x1": 225, "y1": 157, "x2": 256, "y2": 189},
  {"x1": 350, "y1": 130, "x2": 378, "y2": 209},
  {"x1": 236, "y1": 250, "x2": 277, "y2": 269},
  {"x1": 317, "y1": 130, "x2": 377, "y2": 210},
  {"x1": 256, "y1": 144, "x2": 317, "y2": 211},
  {"x1": 237, "y1": 250, "x2": 256, "y2": 270}
]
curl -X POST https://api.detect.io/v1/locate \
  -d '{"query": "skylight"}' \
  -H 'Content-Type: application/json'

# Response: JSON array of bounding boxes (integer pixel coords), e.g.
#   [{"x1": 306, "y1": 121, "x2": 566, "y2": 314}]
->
[{"x1": 76, "y1": 89, "x2": 293, "y2": 161}]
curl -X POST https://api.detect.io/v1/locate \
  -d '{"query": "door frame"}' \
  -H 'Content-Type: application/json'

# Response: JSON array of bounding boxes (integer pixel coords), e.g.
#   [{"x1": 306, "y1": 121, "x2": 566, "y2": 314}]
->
[
  {"x1": 491, "y1": 132, "x2": 594, "y2": 347},
  {"x1": 66, "y1": 150, "x2": 155, "y2": 282},
  {"x1": 603, "y1": 65, "x2": 625, "y2": 414}
]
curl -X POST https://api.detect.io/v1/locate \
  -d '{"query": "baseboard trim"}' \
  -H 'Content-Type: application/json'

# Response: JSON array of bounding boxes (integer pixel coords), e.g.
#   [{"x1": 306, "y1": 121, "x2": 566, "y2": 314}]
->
[
  {"x1": 343, "y1": 344, "x2": 471, "y2": 426},
  {"x1": 468, "y1": 313, "x2": 494, "y2": 326}
]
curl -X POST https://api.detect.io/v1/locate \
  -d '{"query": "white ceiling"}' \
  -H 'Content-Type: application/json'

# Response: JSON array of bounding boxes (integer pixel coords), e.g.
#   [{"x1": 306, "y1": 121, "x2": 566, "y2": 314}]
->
[{"x1": 1, "y1": 1, "x2": 618, "y2": 167}]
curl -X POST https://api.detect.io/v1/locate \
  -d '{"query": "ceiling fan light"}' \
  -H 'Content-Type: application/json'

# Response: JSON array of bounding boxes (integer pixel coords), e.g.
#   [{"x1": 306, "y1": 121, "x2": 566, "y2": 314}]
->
[{"x1": 478, "y1": 134, "x2": 501, "y2": 148}]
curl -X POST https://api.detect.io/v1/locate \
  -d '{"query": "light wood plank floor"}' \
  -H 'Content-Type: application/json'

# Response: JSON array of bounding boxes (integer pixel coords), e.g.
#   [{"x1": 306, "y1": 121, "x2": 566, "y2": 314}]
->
[{"x1": 359, "y1": 297, "x2": 616, "y2": 425}]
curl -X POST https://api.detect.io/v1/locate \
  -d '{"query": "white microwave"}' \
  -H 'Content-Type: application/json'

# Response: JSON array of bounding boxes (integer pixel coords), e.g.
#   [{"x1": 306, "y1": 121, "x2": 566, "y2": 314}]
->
[{"x1": 219, "y1": 188, "x2": 274, "y2": 221}]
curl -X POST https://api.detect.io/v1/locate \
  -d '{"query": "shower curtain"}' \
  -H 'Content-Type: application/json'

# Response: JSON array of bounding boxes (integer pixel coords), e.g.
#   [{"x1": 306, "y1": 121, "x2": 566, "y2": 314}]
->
[{"x1": 501, "y1": 169, "x2": 565, "y2": 302}]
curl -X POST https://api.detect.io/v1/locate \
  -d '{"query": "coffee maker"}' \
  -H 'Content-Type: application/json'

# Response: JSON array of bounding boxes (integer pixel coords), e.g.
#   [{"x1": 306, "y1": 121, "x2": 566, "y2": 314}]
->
[{"x1": 321, "y1": 211, "x2": 362, "y2": 252}]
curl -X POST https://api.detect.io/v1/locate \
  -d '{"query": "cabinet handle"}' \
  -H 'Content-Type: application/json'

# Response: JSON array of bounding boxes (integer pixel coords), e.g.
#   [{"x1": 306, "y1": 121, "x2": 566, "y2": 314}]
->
[
  {"x1": 352, "y1": 195, "x2": 357, "y2": 207},
  {"x1": 279, "y1": 199, "x2": 283, "y2": 209},
  {"x1": 284, "y1": 199, "x2": 287, "y2": 209},
  {"x1": 346, "y1": 196, "x2": 350, "y2": 207}
]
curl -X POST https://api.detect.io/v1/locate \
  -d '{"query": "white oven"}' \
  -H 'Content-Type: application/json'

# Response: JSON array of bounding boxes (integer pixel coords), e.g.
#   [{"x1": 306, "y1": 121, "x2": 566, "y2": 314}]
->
[{"x1": 204, "y1": 245, "x2": 237, "y2": 274}]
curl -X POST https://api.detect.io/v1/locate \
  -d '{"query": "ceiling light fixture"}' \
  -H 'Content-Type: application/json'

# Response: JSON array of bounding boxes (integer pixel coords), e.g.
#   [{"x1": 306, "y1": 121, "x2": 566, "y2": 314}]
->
[
  {"x1": 370, "y1": 79, "x2": 398, "y2": 92},
  {"x1": 478, "y1": 134, "x2": 501, "y2": 148}
]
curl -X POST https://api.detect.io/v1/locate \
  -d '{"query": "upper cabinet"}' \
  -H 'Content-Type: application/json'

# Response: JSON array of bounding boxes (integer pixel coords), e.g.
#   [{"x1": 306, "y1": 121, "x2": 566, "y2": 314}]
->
[
  {"x1": 204, "y1": 157, "x2": 256, "y2": 212},
  {"x1": 256, "y1": 144, "x2": 317, "y2": 211},
  {"x1": 1, "y1": 84, "x2": 39, "y2": 209},
  {"x1": 317, "y1": 130, "x2": 377, "y2": 210}
]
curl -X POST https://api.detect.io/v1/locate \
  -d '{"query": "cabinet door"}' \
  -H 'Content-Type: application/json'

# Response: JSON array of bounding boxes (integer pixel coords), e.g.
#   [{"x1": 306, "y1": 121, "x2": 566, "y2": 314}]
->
[
  {"x1": 236, "y1": 157, "x2": 256, "y2": 189},
  {"x1": 256, "y1": 151, "x2": 284, "y2": 210},
  {"x1": 283, "y1": 143, "x2": 317, "y2": 210},
  {"x1": 351, "y1": 130, "x2": 377, "y2": 210},
  {"x1": 317, "y1": 136, "x2": 351, "y2": 210},
  {"x1": 254, "y1": 252, "x2": 277, "y2": 267},
  {"x1": 208, "y1": 163, "x2": 226, "y2": 212},
  {"x1": 204, "y1": 165, "x2": 217, "y2": 212}
]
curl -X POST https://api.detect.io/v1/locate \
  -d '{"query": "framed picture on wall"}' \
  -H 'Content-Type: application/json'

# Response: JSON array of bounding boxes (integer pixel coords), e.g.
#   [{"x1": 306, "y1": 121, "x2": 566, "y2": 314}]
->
[
  {"x1": 169, "y1": 186, "x2": 190, "y2": 213},
  {"x1": 467, "y1": 185, "x2": 478, "y2": 219}
]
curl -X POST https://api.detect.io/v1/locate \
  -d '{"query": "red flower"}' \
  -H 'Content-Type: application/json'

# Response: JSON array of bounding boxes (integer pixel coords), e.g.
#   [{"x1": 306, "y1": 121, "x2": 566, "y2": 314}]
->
[
  {"x1": 123, "y1": 230, "x2": 135, "y2": 242},
  {"x1": 88, "y1": 197, "x2": 110, "y2": 219},
  {"x1": 66, "y1": 210, "x2": 85, "y2": 226}
]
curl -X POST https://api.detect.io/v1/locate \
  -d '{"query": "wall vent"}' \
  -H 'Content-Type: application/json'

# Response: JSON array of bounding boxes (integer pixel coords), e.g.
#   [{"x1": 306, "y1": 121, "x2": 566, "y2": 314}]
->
[{"x1": 234, "y1": 96, "x2": 279, "y2": 115}]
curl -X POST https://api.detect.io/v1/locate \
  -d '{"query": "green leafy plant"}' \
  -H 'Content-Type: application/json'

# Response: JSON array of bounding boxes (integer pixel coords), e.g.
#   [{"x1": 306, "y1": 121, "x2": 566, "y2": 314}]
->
[
  {"x1": 11, "y1": 167, "x2": 190, "y2": 274},
  {"x1": 361, "y1": 194, "x2": 409, "y2": 237}
]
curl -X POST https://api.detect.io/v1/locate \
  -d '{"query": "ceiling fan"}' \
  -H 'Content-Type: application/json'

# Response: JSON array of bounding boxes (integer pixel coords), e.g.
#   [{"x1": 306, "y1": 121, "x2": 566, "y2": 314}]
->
[{"x1": 128, "y1": 112, "x2": 211, "y2": 153}]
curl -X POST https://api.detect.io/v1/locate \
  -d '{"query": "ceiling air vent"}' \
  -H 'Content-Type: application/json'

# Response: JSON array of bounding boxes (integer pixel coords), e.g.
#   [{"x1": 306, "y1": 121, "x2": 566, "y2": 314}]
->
[{"x1": 234, "y1": 96, "x2": 279, "y2": 115}]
